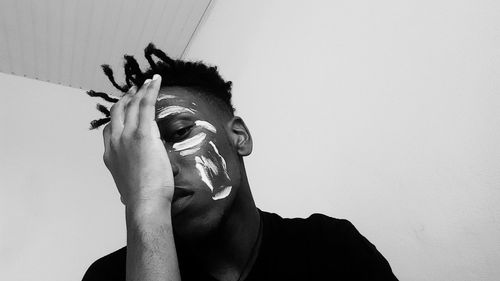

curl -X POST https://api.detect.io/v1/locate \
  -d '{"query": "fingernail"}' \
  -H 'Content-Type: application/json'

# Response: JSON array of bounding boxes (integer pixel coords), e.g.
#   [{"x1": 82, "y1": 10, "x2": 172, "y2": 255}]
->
[
  {"x1": 144, "y1": 79, "x2": 151, "y2": 85},
  {"x1": 152, "y1": 74, "x2": 160, "y2": 81}
]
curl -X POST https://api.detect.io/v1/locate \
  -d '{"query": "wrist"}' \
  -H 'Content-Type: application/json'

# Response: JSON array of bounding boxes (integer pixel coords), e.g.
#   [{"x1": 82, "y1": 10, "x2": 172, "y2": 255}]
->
[
  {"x1": 124, "y1": 186, "x2": 173, "y2": 207},
  {"x1": 126, "y1": 197, "x2": 172, "y2": 224}
]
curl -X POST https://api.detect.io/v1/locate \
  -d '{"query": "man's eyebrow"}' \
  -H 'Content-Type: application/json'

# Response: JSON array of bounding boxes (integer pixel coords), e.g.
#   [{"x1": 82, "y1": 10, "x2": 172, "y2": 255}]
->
[{"x1": 156, "y1": 105, "x2": 197, "y2": 120}]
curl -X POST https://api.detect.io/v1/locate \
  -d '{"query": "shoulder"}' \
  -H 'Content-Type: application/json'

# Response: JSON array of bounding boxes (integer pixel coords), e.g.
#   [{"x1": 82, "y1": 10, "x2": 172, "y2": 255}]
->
[
  {"x1": 258, "y1": 210, "x2": 398, "y2": 280},
  {"x1": 259, "y1": 210, "x2": 361, "y2": 258},
  {"x1": 81, "y1": 246, "x2": 127, "y2": 281},
  {"x1": 260, "y1": 210, "x2": 357, "y2": 242}
]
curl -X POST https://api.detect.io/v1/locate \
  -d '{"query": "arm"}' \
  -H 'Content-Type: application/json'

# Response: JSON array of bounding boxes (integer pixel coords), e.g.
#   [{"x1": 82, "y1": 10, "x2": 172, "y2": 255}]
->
[
  {"x1": 126, "y1": 200, "x2": 179, "y2": 281},
  {"x1": 103, "y1": 74, "x2": 181, "y2": 281}
]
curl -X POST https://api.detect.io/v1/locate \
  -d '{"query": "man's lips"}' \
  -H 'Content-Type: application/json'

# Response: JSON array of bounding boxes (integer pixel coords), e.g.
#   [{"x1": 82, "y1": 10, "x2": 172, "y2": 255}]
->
[
  {"x1": 172, "y1": 186, "x2": 194, "y2": 202},
  {"x1": 172, "y1": 187, "x2": 194, "y2": 216}
]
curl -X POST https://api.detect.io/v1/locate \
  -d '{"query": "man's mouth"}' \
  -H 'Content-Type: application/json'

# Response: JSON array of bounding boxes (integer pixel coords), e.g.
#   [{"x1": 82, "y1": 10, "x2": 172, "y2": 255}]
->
[
  {"x1": 172, "y1": 187, "x2": 194, "y2": 201},
  {"x1": 172, "y1": 187, "x2": 194, "y2": 215}
]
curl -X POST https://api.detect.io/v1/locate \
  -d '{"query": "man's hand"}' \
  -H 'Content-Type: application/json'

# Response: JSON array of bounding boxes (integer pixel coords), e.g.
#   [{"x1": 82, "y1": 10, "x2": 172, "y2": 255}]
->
[
  {"x1": 102, "y1": 74, "x2": 181, "y2": 281},
  {"x1": 102, "y1": 74, "x2": 174, "y2": 207}
]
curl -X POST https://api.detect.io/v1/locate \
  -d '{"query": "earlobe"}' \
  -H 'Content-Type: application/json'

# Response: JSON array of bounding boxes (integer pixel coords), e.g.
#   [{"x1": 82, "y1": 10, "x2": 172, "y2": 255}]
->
[{"x1": 228, "y1": 116, "x2": 253, "y2": 156}]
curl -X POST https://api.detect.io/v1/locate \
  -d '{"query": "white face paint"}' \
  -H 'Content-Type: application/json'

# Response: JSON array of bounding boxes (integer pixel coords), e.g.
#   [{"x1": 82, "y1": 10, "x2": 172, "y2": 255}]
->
[
  {"x1": 212, "y1": 186, "x2": 232, "y2": 200},
  {"x1": 157, "y1": 106, "x2": 196, "y2": 120},
  {"x1": 167, "y1": 120, "x2": 216, "y2": 155},
  {"x1": 162, "y1": 102, "x2": 232, "y2": 200},
  {"x1": 173, "y1": 132, "x2": 206, "y2": 152},
  {"x1": 195, "y1": 120, "x2": 217, "y2": 133},
  {"x1": 195, "y1": 156, "x2": 216, "y2": 192},
  {"x1": 209, "y1": 141, "x2": 230, "y2": 178},
  {"x1": 195, "y1": 153, "x2": 232, "y2": 200},
  {"x1": 192, "y1": 141, "x2": 232, "y2": 200},
  {"x1": 157, "y1": 94, "x2": 178, "y2": 101},
  {"x1": 179, "y1": 147, "x2": 200, "y2": 157}
]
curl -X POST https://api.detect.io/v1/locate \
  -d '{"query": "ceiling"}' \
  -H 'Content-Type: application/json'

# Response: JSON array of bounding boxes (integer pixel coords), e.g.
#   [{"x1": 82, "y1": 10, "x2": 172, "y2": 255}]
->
[{"x1": 0, "y1": 0, "x2": 212, "y2": 94}]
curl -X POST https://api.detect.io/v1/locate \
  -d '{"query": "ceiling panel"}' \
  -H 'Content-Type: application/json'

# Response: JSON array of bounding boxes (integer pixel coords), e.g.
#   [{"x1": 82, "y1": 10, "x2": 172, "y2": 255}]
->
[{"x1": 0, "y1": 0, "x2": 212, "y2": 95}]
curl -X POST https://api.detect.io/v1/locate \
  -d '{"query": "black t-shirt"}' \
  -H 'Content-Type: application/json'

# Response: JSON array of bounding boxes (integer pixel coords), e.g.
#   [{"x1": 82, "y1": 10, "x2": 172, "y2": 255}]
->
[{"x1": 82, "y1": 210, "x2": 398, "y2": 280}]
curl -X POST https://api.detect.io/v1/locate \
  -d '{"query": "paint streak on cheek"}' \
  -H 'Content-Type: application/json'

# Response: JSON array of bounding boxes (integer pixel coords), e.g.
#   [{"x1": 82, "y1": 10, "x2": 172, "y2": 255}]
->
[
  {"x1": 209, "y1": 141, "x2": 230, "y2": 178},
  {"x1": 194, "y1": 155, "x2": 217, "y2": 192},
  {"x1": 198, "y1": 140, "x2": 232, "y2": 201},
  {"x1": 171, "y1": 119, "x2": 232, "y2": 200},
  {"x1": 194, "y1": 148, "x2": 232, "y2": 200}
]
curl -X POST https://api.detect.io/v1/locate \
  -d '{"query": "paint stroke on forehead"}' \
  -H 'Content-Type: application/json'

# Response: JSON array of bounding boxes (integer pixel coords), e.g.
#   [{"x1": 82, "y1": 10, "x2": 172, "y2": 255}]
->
[
  {"x1": 157, "y1": 94, "x2": 177, "y2": 101},
  {"x1": 157, "y1": 106, "x2": 196, "y2": 119},
  {"x1": 173, "y1": 132, "x2": 206, "y2": 151},
  {"x1": 209, "y1": 141, "x2": 230, "y2": 178},
  {"x1": 195, "y1": 120, "x2": 217, "y2": 133}
]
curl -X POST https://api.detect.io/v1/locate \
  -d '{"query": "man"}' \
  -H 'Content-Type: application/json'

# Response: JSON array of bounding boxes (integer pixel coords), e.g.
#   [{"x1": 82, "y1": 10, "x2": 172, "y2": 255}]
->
[{"x1": 82, "y1": 43, "x2": 398, "y2": 281}]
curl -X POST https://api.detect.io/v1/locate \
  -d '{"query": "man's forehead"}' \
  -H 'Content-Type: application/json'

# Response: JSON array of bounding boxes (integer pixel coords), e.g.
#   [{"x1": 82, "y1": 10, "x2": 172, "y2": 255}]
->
[
  {"x1": 156, "y1": 94, "x2": 191, "y2": 106},
  {"x1": 155, "y1": 88, "x2": 200, "y2": 120},
  {"x1": 156, "y1": 87, "x2": 199, "y2": 106}
]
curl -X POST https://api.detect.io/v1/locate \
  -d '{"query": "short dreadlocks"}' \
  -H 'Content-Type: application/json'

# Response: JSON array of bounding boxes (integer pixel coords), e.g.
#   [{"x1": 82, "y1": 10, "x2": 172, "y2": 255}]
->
[{"x1": 87, "y1": 43, "x2": 234, "y2": 130}]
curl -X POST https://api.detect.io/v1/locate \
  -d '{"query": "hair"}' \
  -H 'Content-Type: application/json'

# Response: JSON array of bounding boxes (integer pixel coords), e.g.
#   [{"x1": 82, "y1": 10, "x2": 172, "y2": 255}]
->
[{"x1": 87, "y1": 43, "x2": 234, "y2": 129}]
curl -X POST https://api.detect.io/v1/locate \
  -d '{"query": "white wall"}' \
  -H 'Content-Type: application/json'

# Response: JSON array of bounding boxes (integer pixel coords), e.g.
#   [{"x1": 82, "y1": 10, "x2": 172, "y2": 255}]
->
[
  {"x1": 0, "y1": 73, "x2": 125, "y2": 281},
  {"x1": 185, "y1": 1, "x2": 500, "y2": 280},
  {"x1": 1, "y1": 1, "x2": 499, "y2": 281}
]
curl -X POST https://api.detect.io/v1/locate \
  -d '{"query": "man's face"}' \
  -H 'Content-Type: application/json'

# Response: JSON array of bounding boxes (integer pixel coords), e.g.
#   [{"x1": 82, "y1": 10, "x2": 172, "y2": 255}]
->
[{"x1": 155, "y1": 86, "x2": 240, "y2": 237}]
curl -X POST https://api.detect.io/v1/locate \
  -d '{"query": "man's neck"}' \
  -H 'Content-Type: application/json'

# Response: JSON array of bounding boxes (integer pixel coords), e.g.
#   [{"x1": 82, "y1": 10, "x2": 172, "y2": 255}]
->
[{"x1": 179, "y1": 179, "x2": 261, "y2": 281}]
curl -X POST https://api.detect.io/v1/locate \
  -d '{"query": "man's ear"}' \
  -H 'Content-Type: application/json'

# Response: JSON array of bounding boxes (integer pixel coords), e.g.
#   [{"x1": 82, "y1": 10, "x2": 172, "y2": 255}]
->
[{"x1": 227, "y1": 116, "x2": 253, "y2": 156}]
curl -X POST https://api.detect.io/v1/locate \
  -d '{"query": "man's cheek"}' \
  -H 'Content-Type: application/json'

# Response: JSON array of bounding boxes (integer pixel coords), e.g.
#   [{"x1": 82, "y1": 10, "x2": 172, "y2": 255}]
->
[
  {"x1": 171, "y1": 127, "x2": 232, "y2": 200},
  {"x1": 191, "y1": 140, "x2": 232, "y2": 200},
  {"x1": 173, "y1": 132, "x2": 206, "y2": 156}
]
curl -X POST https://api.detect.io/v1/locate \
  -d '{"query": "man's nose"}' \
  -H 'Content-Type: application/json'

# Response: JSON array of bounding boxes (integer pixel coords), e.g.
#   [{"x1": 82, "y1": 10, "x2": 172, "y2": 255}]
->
[
  {"x1": 170, "y1": 159, "x2": 180, "y2": 177},
  {"x1": 163, "y1": 141, "x2": 180, "y2": 177}
]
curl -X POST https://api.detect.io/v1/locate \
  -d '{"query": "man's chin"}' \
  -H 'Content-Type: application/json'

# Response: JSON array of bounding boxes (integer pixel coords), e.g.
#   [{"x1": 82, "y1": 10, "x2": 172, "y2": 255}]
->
[
  {"x1": 171, "y1": 189, "x2": 235, "y2": 243},
  {"x1": 172, "y1": 208, "x2": 225, "y2": 244}
]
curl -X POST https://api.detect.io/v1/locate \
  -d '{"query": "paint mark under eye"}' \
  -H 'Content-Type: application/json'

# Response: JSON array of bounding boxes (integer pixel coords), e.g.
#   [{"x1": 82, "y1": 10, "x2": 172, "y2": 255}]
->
[
  {"x1": 179, "y1": 147, "x2": 200, "y2": 156},
  {"x1": 195, "y1": 120, "x2": 217, "y2": 133},
  {"x1": 173, "y1": 132, "x2": 206, "y2": 151},
  {"x1": 157, "y1": 106, "x2": 196, "y2": 119},
  {"x1": 209, "y1": 141, "x2": 230, "y2": 178},
  {"x1": 212, "y1": 186, "x2": 232, "y2": 200}
]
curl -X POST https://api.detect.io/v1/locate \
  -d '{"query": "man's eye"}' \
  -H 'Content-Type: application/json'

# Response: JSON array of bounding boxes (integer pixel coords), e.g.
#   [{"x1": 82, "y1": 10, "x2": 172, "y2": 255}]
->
[{"x1": 171, "y1": 125, "x2": 194, "y2": 141}]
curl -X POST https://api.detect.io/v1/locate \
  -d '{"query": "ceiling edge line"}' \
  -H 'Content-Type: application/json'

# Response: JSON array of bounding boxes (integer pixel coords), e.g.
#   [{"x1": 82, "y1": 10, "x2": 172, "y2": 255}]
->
[{"x1": 179, "y1": 0, "x2": 213, "y2": 59}]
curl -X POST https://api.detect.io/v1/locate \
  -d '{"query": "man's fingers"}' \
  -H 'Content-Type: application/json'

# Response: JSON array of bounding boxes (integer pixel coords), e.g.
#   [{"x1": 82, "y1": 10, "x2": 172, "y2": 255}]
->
[
  {"x1": 138, "y1": 74, "x2": 162, "y2": 134},
  {"x1": 102, "y1": 123, "x2": 112, "y2": 166},
  {"x1": 124, "y1": 79, "x2": 152, "y2": 134},
  {"x1": 110, "y1": 86, "x2": 136, "y2": 136}
]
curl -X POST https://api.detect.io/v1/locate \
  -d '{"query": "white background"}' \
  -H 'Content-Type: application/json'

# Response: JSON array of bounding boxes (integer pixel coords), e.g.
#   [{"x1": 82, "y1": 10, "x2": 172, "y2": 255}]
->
[{"x1": 1, "y1": 1, "x2": 499, "y2": 280}]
